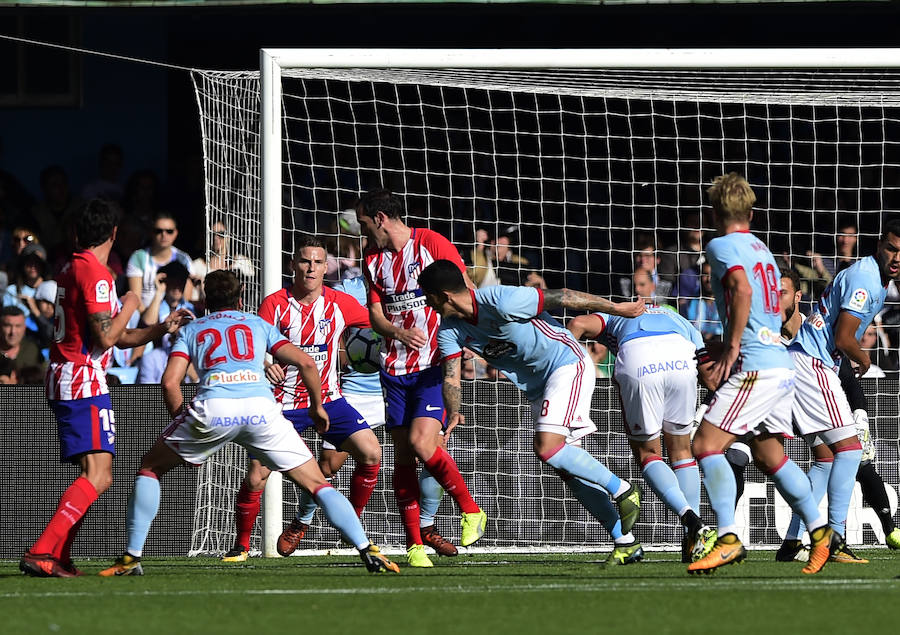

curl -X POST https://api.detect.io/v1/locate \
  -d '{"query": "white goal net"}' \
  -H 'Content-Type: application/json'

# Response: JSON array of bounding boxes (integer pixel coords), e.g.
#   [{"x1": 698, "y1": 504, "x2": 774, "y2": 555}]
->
[{"x1": 188, "y1": 50, "x2": 900, "y2": 555}]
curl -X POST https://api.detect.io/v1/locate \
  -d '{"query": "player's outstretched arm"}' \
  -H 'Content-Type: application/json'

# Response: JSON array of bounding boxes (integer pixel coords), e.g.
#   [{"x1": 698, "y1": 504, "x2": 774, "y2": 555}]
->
[
  {"x1": 709, "y1": 268, "x2": 751, "y2": 387},
  {"x1": 441, "y1": 354, "x2": 464, "y2": 436},
  {"x1": 543, "y1": 288, "x2": 645, "y2": 318},
  {"x1": 273, "y1": 343, "x2": 329, "y2": 433},
  {"x1": 834, "y1": 311, "x2": 871, "y2": 377},
  {"x1": 161, "y1": 355, "x2": 190, "y2": 418},
  {"x1": 88, "y1": 290, "x2": 141, "y2": 350},
  {"x1": 117, "y1": 308, "x2": 195, "y2": 349},
  {"x1": 566, "y1": 314, "x2": 606, "y2": 340}
]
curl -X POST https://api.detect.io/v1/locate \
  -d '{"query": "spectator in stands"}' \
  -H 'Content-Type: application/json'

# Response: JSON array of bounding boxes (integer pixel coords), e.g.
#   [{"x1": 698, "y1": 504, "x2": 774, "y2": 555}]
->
[
  {"x1": 191, "y1": 219, "x2": 253, "y2": 307},
  {"x1": 123, "y1": 169, "x2": 163, "y2": 231},
  {"x1": 82, "y1": 143, "x2": 125, "y2": 202},
  {"x1": 490, "y1": 227, "x2": 536, "y2": 287},
  {"x1": 31, "y1": 165, "x2": 81, "y2": 257},
  {"x1": 323, "y1": 211, "x2": 362, "y2": 285},
  {"x1": 857, "y1": 321, "x2": 898, "y2": 376},
  {"x1": 127, "y1": 211, "x2": 194, "y2": 312},
  {"x1": 0, "y1": 356, "x2": 17, "y2": 384},
  {"x1": 633, "y1": 268, "x2": 676, "y2": 311},
  {"x1": 618, "y1": 233, "x2": 673, "y2": 301},
  {"x1": 27, "y1": 280, "x2": 57, "y2": 358},
  {"x1": 0, "y1": 306, "x2": 44, "y2": 373},
  {"x1": 467, "y1": 227, "x2": 497, "y2": 288},
  {"x1": 791, "y1": 217, "x2": 860, "y2": 300},
  {"x1": 681, "y1": 261, "x2": 723, "y2": 343},
  {"x1": 141, "y1": 262, "x2": 195, "y2": 327},
  {"x1": 825, "y1": 217, "x2": 860, "y2": 276},
  {"x1": 3, "y1": 244, "x2": 48, "y2": 328},
  {"x1": 9, "y1": 226, "x2": 39, "y2": 261},
  {"x1": 659, "y1": 213, "x2": 705, "y2": 299}
]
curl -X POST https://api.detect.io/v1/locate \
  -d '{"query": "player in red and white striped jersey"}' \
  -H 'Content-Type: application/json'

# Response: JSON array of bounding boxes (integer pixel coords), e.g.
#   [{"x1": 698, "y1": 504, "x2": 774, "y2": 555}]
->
[
  {"x1": 20, "y1": 200, "x2": 193, "y2": 578},
  {"x1": 357, "y1": 188, "x2": 485, "y2": 567},
  {"x1": 224, "y1": 236, "x2": 384, "y2": 560}
]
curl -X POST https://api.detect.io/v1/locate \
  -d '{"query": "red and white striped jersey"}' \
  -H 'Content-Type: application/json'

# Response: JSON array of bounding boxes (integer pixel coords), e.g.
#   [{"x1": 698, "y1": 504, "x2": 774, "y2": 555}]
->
[
  {"x1": 364, "y1": 227, "x2": 465, "y2": 376},
  {"x1": 258, "y1": 285, "x2": 370, "y2": 409},
  {"x1": 46, "y1": 250, "x2": 119, "y2": 401}
]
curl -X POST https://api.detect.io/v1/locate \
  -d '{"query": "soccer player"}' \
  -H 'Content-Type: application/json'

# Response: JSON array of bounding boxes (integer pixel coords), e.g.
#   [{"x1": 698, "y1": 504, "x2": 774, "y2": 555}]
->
[
  {"x1": 275, "y1": 271, "x2": 457, "y2": 559},
  {"x1": 418, "y1": 259, "x2": 647, "y2": 566},
  {"x1": 688, "y1": 173, "x2": 834, "y2": 575},
  {"x1": 222, "y1": 237, "x2": 384, "y2": 562},
  {"x1": 99, "y1": 270, "x2": 399, "y2": 576},
  {"x1": 785, "y1": 220, "x2": 900, "y2": 561},
  {"x1": 567, "y1": 306, "x2": 717, "y2": 563},
  {"x1": 19, "y1": 199, "x2": 193, "y2": 578},
  {"x1": 356, "y1": 188, "x2": 485, "y2": 567}
]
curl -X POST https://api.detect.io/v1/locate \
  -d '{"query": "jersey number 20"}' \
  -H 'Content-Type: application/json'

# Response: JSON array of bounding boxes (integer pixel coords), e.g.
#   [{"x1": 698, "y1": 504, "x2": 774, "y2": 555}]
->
[{"x1": 197, "y1": 325, "x2": 255, "y2": 367}]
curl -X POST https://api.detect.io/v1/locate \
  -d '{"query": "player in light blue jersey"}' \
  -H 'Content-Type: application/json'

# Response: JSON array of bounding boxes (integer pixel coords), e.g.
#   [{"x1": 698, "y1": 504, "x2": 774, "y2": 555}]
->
[
  {"x1": 99, "y1": 271, "x2": 399, "y2": 576},
  {"x1": 568, "y1": 307, "x2": 717, "y2": 563},
  {"x1": 689, "y1": 173, "x2": 833, "y2": 575},
  {"x1": 785, "y1": 218, "x2": 900, "y2": 560},
  {"x1": 419, "y1": 260, "x2": 650, "y2": 566},
  {"x1": 280, "y1": 274, "x2": 457, "y2": 559}
]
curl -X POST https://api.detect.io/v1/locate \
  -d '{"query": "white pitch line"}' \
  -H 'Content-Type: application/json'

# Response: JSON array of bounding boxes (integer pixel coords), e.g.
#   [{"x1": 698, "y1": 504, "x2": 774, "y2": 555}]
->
[{"x1": 1, "y1": 578, "x2": 896, "y2": 599}]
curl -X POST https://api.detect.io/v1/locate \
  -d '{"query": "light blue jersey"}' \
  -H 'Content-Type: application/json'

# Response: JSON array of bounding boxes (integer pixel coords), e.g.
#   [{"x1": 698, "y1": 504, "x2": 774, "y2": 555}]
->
[
  {"x1": 792, "y1": 255, "x2": 887, "y2": 367},
  {"x1": 593, "y1": 306, "x2": 704, "y2": 355},
  {"x1": 706, "y1": 231, "x2": 791, "y2": 371},
  {"x1": 170, "y1": 310, "x2": 289, "y2": 402},
  {"x1": 335, "y1": 277, "x2": 382, "y2": 395},
  {"x1": 436, "y1": 286, "x2": 585, "y2": 402}
]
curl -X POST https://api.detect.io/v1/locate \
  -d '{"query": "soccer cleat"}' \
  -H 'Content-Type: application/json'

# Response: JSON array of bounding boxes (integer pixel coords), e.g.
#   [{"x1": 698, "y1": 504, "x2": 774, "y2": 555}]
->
[
  {"x1": 775, "y1": 539, "x2": 810, "y2": 563},
  {"x1": 421, "y1": 525, "x2": 458, "y2": 557},
  {"x1": 614, "y1": 484, "x2": 641, "y2": 535},
  {"x1": 359, "y1": 544, "x2": 400, "y2": 574},
  {"x1": 604, "y1": 541, "x2": 644, "y2": 566},
  {"x1": 802, "y1": 526, "x2": 836, "y2": 575},
  {"x1": 277, "y1": 519, "x2": 309, "y2": 557},
  {"x1": 687, "y1": 533, "x2": 747, "y2": 574},
  {"x1": 19, "y1": 551, "x2": 78, "y2": 578},
  {"x1": 886, "y1": 528, "x2": 900, "y2": 550},
  {"x1": 406, "y1": 543, "x2": 434, "y2": 568},
  {"x1": 97, "y1": 553, "x2": 144, "y2": 577},
  {"x1": 829, "y1": 543, "x2": 869, "y2": 564},
  {"x1": 221, "y1": 545, "x2": 249, "y2": 563},
  {"x1": 460, "y1": 510, "x2": 487, "y2": 547},
  {"x1": 690, "y1": 526, "x2": 718, "y2": 562},
  {"x1": 59, "y1": 559, "x2": 84, "y2": 577}
]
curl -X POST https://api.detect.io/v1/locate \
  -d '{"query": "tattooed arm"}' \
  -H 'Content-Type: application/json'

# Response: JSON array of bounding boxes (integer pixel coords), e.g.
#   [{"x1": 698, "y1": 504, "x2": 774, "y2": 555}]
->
[
  {"x1": 442, "y1": 354, "x2": 464, "y2": 436},
  {"x1": 87, "y1": 291, "x2": 141, "y2": 350},
  {"x1": 542, "y1": 288, "x2": 645, "y2": 318}
]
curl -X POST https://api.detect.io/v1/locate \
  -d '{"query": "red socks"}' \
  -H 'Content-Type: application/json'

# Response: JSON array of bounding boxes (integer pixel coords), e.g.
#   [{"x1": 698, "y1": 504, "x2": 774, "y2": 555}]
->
[
  {"x1": 234, "y1": 482, "x2": 263, "y2": 550},
  {"x1": 424, "y1": 447, "x2": 479, "y2": 514},
  {"x1": 32, "y1": 476, "x2": 98, "y2": 557},
  {"x1": 349, "y1": 462, "x2": 380, "y2": 517},
  {"x1": 393, "y1": 465, "x2": 422, "y2": 546}
]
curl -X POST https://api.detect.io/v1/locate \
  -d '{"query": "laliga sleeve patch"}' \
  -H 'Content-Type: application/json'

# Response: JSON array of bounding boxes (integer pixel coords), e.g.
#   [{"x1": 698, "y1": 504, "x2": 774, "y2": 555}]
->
[
  {"x1": 95, "y1": 279, "x2": 111, "y2": 303},
  {"x1": 847, "y1": 288, "x2": 868, "y2": 312}
]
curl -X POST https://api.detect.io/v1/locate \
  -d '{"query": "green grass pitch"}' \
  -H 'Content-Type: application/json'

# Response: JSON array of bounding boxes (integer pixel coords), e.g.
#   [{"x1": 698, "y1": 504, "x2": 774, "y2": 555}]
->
[{"x1": 2, "y1": 551, "x2": 897, "y2": 634}]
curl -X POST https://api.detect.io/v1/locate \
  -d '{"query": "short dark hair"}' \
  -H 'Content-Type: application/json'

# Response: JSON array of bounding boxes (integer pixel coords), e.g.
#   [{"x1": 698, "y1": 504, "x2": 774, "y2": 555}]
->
[
  {"x1": 74, "y1": 199, "x2": 119, "y2": 249},
  {"x1": 153, "y1": 211, "x2": 177, "y2": 226},
  {"x1": 836, "y1": 215, "x2": 858, "y2": 233},
  {"x1": 204, "y1": 270, "x2": 242, "y2": 312},
  {"x1": 779, "y1": 267, "x2": 801, "y2": 294},
  {"x1": 881, "y1": 218, "x2": 900, "y2": 242},
  {"x1": 418, "y1": 260, "x2": 467, "y2": 296},
  {"x1": 293, "y1": 234, "x2": 324, "y2": 257},
  {"x1": 0, "y1": 306, "x2": 25, "y2": 319},
  {"x1": 158, "y1": 261, "x2": 190, "y2": 288},
  {"x1": 358, "y1": 188, "x2": 403, "y2": 220}
]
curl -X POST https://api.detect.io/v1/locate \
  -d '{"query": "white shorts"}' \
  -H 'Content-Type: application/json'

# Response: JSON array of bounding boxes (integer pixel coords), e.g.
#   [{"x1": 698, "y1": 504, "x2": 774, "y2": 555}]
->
[
  {"x1": 163, "y1": 397, "x2": 314, "y2": 471},
  {"x1": 790, "y1": 350, "x2": 859, "y2": 445},
  {"x1": 530, "y1": 359, "x2": 597, "y2": 443},
  {"x1": 614, "y1": 333, "x2": 698, "y2": 441},
  {"x1": 705, "y1": 367, "x2": 794, "y2": 437},
  {"x1": 322, "y1": 391, "x2": 386, "y2": 451}
]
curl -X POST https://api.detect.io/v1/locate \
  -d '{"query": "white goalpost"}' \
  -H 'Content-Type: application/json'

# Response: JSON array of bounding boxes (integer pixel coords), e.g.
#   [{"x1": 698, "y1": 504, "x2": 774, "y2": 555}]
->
[{"x1": 189, "y1": 49, "x2": 900, "y2": 557}]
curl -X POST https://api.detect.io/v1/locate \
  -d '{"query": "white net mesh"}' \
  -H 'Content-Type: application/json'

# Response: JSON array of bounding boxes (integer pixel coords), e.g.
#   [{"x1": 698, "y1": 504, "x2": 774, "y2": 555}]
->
[{"x1": 189, "y1": 65, "x2": 900, "y2": 555}]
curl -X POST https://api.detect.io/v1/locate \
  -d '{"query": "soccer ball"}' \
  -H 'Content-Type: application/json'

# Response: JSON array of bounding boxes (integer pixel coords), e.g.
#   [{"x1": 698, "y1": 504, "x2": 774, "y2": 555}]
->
[{"x1": 344, "y1": 327, "x2": 382, "y2": 374}]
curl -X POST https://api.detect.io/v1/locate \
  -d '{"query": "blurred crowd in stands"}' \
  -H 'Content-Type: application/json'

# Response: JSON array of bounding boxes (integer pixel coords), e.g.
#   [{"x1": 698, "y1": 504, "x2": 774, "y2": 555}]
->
[{"x1": 2, "y1": 142, "x2": 898, "y2": 386}]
